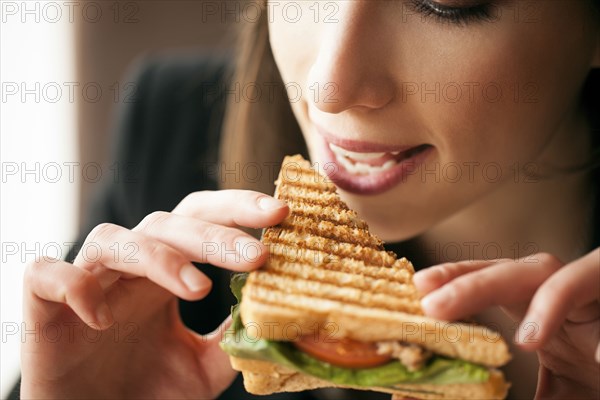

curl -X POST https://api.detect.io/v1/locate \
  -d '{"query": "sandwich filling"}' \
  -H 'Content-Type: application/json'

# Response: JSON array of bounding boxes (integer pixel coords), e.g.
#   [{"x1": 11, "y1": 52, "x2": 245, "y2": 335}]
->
[
  {"x1": 220, "y1": 273, "x2": 490, "y2": 388},
  {"x1": 292, "y1": 333, "x2": 431, "y2": 371},
  {"x1": 376, "y1": 341, "x2": 432, "y2": 372},
  {"x1": 294, "y1": 335, "x2": 394, "y2": 369}
]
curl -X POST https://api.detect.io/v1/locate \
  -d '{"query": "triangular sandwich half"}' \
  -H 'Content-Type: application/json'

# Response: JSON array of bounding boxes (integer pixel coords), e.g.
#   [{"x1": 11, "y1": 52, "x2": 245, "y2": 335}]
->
[{"x1": 221, "y1": 155, "x2": 511, "y2": 399}]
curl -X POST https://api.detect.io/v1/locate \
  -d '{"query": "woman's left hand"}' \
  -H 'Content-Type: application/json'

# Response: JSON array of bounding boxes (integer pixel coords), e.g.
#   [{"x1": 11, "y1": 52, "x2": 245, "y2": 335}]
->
[{"x1": 412, "y1": 248, "x2": 599, "y2": 399}]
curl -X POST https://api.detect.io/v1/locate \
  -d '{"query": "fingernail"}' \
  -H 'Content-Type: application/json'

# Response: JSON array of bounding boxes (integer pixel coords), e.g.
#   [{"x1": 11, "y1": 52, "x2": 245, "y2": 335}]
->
[
  {"x1": 258, "y1": 196, "x2": 286, "y2": 211},
  {"x1": 96, "y1": 302, "x2": 114, "y2": 328},
  {"x1": 180, "y1": 264, "x2": 206, "y2": 292},
  {"x1": 421, "y1": 287, "x2": 454, "y2": 313},
  {"x1": 595, "y1": 343, "x2": 600, "y2": 364}
]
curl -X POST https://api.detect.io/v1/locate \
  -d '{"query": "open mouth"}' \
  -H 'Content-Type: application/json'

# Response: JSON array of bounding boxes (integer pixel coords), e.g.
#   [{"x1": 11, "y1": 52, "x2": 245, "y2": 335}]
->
[
  {"x1": 329, "y1": 142, "x2": 432, "y2": 176},
  {"x1": 313, "y1": 125, "x2": 434, "y2": 195}
]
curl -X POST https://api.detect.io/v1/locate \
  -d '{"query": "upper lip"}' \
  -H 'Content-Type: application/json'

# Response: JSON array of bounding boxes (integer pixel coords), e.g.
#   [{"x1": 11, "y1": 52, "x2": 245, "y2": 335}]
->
[{"x1": 314, "y1": 124, "x2": 419, "y2": 153}]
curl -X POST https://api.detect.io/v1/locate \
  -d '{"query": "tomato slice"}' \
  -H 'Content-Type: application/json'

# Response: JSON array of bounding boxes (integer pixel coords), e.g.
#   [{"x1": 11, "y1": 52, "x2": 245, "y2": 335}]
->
[{"x1": 293, "y1": 335, "x2": 392, "y2": 368}]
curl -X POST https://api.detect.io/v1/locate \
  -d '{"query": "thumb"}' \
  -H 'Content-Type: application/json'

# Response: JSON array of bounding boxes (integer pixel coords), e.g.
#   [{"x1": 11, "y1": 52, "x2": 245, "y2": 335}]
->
[
  {"x1": 196, "y1": 316, "x2": 238, "y2": 394},
  {"x1": 204, "y1": 314, "x2": 233, "y2": 345}
]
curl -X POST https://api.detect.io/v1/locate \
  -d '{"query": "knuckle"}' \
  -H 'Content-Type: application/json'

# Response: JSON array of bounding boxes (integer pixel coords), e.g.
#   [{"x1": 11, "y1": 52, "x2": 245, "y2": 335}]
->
[
  {"x1": 23, "y1": 258, "x2": 62, "y2": 288},
  {"x1": 433, "y1": 263, "x2": 454, "y2": 279},
  {"x1": 440, "y1": 261, "x2": 460, "y2": 272},
  {"x1": 536, "y1": 277, "x2": 569, "y2": 304},
  {"x1": 534, "y1": 252, "x2": 563, "y2": 271},
  {"x1": 452, "y1": 273, "x2": 487, "y2": 300},
  {"x1": 88, "y1": 222, "x2": 119, "y2": 245},
  {"x1": 138, "y1": 211, "x2": 170, "y2": 232},
  {"x1": 175, "y1": 191, "x2": 214, "y2": 215},
  {"x1": 62, "y1": 270, "x2": 96, "y2": 298},
  {"x1": 183, "y1": 190, "x2": 212, "y2": 205},
  {"x1": 200, "y1": 223, "x2": 230, "y2": 244},
  {"x1": 448, "y1": 276, "x2": 472, "y2": 295},
  {"x1": 145, "y1": 239, "x2": 180, "y2": 266},
  {"x1": 23, "y1": 260, "x2": 42, "y2": 288}
]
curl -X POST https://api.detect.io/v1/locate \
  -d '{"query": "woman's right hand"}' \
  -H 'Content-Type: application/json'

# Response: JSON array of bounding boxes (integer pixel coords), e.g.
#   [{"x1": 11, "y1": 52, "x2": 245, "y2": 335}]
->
[{"x1": 21, "y1": 190, "x2": 289, "y2": 399}]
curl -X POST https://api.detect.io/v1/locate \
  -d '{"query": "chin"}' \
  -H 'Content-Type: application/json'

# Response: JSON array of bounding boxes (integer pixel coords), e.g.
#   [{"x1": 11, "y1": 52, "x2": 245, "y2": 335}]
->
[
  {"x1": 364, "y1": 219, "x2": 425, "y2": 243},
  {"x1": 337, "y1": 193, "x2": 431, "y2": 243}
]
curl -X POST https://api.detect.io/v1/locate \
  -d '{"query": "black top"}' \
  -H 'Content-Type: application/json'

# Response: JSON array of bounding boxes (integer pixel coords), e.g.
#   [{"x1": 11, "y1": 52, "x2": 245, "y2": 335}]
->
[{"x1": 9, "y1": 53, "x2": 599, "y2": 400}]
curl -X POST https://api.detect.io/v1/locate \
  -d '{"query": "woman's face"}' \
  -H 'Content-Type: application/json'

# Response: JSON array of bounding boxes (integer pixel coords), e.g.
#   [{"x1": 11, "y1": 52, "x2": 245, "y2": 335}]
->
[{"x1": 268, "y1": 0, "x2": 599, "y2": 241}]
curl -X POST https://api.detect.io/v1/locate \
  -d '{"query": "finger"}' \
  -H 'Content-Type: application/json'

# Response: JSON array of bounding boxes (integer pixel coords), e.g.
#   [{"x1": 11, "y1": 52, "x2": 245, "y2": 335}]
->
[
  {"x1": 172, "y1": 190, "x2": 289, "y2": 228},
  {"x1": 23, "y1": 259, "x2": 113, "y2": 329},
  {"x1": 196, "y1": 316, "x2": 237, "y2": 397},
  {"x1": 133, "y1": 212, "x2": 269, "y2": 270},
  {"x1": 420, "y1": 254, "x2": 563, "y2": 321},
  {"x1": 517, "y1": 248, "x2": 600, "y2": 351},
  {"x1": 74, "y1": 223, "x2": 212, "y2": 301},
  {"x1": 204, "y1": 315, "x2": 233, "y2": 345},
  {"x1": 413, "y1": 259, "x2": 507, "y2": 296}
]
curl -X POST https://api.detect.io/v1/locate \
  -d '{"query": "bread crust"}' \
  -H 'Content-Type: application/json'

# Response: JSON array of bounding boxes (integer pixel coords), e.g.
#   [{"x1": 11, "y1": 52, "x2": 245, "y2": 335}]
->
[{"x1": 230, "y1": 357, "x2": 510, "y2": 400}]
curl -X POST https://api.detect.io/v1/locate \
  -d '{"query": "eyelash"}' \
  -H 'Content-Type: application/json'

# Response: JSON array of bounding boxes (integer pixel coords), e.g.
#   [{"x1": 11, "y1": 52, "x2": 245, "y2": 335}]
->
[{"x1": 409, "y1": 0, "x2": 494, "y2": 25}]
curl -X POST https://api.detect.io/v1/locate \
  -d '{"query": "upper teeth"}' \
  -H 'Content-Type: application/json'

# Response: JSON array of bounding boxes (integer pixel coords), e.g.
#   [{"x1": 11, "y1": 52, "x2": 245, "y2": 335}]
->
[{"x1": 329, "y1": 143, "x2": 387, "y2": 161}]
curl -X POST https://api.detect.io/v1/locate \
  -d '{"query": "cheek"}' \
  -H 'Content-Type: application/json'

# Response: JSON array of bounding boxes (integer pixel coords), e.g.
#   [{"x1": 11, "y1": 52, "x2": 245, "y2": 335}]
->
[
  {"x1": 405, "y1": 9, "x2": 593, "y2": 167},
  {"x1": 268, "y1": 7, "x2": 321, "y2": 139},
  {"x1": 268, "y1": 5, "x2": 320, "y2": 90},
  {"x1": 268, "y1": 15, "x2": 323, "y2": 154}
]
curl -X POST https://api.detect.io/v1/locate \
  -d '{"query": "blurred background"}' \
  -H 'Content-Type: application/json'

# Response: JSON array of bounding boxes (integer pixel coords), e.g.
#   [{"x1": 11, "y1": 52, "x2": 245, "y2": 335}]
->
[{"x1": 1, "y1": 1, "x2": 234, "y2": 396}]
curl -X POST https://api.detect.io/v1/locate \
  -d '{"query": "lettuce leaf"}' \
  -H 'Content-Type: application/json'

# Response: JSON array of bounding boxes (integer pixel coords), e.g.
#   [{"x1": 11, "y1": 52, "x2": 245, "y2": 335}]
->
[{"x1": 220, "y1": 273, "x2": 489, "y2": 387}]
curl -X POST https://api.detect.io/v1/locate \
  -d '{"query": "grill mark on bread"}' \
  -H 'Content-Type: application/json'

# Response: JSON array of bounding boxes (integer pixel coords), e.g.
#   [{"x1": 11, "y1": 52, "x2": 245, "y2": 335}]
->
[
  {"x1": 276, "y1": 185, "x2": 348, "y2": 208},
  {"x1": 279, "y1": 215, "x2": 382, "y2": 248},
  {"x1": 284, "y1": 200, "x2": 367, "y2": 229},
  {"x1": 258, "y1": 264, "x2": 416, "y2": 296},
  {"x1": 237, "y1": 155, "x2": 511, "y2": 391},
  {"x1": 277, "y1": 165, "x2": 333, "y2": 184},
  {"x1": 247, "y1": 272, "x2": 420, "y2": 312},
  {"x1": 274, "y1": 224, "x2": 380, "y2": 250},
  {"x1": 263, "y1": 229, "x2": 398, "y2": 266},
  {"x1": 277, "y1": 195, "x2": 349, "y2": 211},
  {"x1": 266, "y1": 248, "x2": 413, "y2": 283},
  {"x1": 289, "y1": 209, "x2": 364, "y2": 230},
  {"x1": 243, "y1": 283, "x2": 423, "y2": 315},
  {"x1": 278, "y1": 181, "x2": 335, "y2": 196},
  {"x1": 246, "y1": 154, "x2": 423, "y2": 329},
  {"x1": 275, "y1": 168, "x2": 337, "y2": 192}
]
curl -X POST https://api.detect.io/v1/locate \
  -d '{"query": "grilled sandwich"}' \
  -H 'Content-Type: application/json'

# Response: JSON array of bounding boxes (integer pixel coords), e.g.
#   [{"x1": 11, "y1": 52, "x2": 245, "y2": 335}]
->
[{"x1": 220, "y1": 155, "x2": 511, "y2": 399}]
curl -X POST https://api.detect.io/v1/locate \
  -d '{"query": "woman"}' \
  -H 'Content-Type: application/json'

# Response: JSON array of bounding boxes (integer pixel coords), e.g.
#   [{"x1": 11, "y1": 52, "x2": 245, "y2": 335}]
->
[{"x1": 19, "y1": 0, "x2": 599, "y2": 399}]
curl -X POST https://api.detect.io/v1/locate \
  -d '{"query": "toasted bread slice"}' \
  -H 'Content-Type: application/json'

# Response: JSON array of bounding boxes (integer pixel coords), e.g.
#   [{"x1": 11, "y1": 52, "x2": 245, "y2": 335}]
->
[
  {"x1": 233, "y1": 154, "x2": 510, "y2": 399},
  {"x1": 240, "y1": 155, "x2": 510, "y2": 366}
]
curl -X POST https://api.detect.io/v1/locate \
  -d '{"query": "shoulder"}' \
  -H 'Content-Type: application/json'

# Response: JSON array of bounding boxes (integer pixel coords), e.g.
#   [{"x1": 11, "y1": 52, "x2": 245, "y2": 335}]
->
[
  {"x1": 125, "y1": 50, "x2": 232, "y2": 111},
  {"x1": 114, "y1": 50, "x2": 232, "y2": 153}
]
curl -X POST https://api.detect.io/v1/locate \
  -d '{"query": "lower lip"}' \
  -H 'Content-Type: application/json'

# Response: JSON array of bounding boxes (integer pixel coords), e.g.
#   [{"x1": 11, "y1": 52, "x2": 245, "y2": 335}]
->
[{"x1": 318, "y1": 136, "x2": 433, "y2": 195}]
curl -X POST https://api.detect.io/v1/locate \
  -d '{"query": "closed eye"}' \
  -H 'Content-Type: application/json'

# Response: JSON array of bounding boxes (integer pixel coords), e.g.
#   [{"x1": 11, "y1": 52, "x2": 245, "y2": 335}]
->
[{"x1": 408, "y1": 0, "x2": 495, "y2": 25}]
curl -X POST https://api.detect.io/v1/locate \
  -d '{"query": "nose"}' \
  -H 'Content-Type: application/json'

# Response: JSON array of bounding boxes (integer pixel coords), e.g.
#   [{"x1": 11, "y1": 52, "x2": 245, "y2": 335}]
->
[{"x1": 307, "y1": 2, "x2": 396, "y2": 114}]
